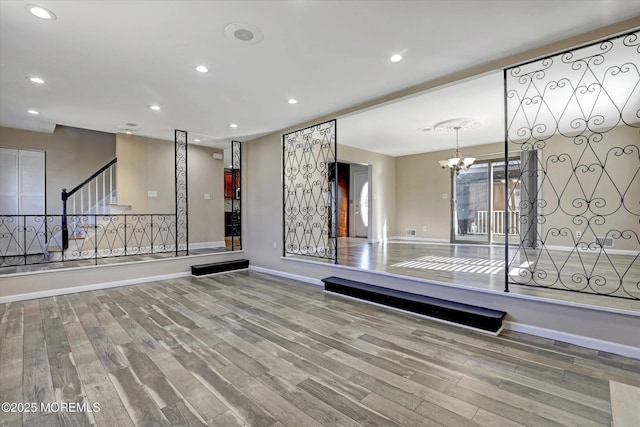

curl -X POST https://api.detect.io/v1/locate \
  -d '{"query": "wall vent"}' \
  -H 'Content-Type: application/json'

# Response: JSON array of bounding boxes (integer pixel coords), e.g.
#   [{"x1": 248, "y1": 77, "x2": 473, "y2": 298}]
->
[
  {"x1": 595, "y1": 236, "x2": 614, "y2": 248},
  {"x1": 406, "y1": 229, "x2": 416, "y2": 237}
]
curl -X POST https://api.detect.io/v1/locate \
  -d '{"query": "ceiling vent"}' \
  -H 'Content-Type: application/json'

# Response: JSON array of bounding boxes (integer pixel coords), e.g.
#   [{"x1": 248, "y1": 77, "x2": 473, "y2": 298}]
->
[
  {"x1": 117, "y1": 124, "x2": 140, "y2": 134},
  {"x1": 224, "y1": 23, "x2": 264, "y2": 45}
]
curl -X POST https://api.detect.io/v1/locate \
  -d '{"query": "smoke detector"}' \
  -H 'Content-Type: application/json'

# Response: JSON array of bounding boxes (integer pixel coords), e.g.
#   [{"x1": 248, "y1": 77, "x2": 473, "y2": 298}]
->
[{"x1": 224, "y1": 22, "x2": 264, "y2": 45}]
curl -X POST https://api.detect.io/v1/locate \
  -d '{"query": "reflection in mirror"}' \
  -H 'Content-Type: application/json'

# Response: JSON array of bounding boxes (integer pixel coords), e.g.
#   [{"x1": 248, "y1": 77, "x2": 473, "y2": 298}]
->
[
  {"x1": 177, "y1": 133, "x2": 225, "y2": 255},
  {"x1": 225, "y1": 141, "x2": 242, "y2": 250},
  {"x1": 187, "y1": 136, "x2": 241, "y2": 253},
  {"x1": 0, "y1": 128, "x2": 243, "y2": 275}
]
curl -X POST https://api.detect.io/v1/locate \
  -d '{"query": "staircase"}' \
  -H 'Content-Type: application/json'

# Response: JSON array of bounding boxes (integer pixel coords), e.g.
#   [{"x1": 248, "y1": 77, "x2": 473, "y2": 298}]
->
[{"x1": 47, "y1": 158, "x2": 132, "y2": 256}]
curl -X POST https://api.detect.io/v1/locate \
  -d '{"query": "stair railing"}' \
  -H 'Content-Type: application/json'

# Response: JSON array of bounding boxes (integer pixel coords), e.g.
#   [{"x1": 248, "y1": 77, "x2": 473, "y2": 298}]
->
[{"x1": 61, "y1": 158, "x2": 117, "y2": 249}]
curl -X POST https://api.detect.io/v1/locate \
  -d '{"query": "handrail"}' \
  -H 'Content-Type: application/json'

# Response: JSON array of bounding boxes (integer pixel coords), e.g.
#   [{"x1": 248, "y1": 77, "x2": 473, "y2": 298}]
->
[
  {"x1": 64, "y1": 158, "x2": 117, "y2": 200},
  {"x1": 61, "y1": 157, "x2": 117, "y2": 249}
]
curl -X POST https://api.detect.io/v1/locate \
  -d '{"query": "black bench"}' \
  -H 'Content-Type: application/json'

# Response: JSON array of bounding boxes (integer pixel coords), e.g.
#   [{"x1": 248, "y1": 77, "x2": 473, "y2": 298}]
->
[
  {"x1": 191, "y1": 259, "x2": 249, "y2": 276},
  {"x1": 322, "y1": 276, "x2": 506, "y2": 333}
]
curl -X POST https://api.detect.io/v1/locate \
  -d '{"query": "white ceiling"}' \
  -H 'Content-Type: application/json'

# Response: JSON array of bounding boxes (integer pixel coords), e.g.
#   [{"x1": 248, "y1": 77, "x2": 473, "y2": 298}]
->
[
  {"x1": 338, "y1": 71, "x2": 505, "y2": 157},
  {"x1": 1, "y1": 1, "x2": 639, "y2": 153}
]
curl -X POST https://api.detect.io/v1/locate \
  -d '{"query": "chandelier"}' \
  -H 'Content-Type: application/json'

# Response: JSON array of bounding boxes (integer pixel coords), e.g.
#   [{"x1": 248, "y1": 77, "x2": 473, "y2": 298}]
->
[{"x1": 435, "y1": 118, "x2": 480, "y2": 175}]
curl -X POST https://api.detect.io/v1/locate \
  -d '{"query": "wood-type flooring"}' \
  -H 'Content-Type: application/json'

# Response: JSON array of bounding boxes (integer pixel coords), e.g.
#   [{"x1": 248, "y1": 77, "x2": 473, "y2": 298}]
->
[
  {"x1": 331, "y1": 241, "x2": 640, "y2": 311},
  {"x1": 1, "y1": 270, "x2": 639, "y2": 426}
]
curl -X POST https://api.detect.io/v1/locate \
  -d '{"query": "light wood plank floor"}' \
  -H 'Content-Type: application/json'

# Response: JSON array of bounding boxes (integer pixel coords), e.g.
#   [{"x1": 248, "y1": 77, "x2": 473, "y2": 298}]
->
[
  {"x1": 2, "y1": 270, "x2": 640, "y2": 426},
  {"x1": 330, "y1": 241, "x2": 640, "y2": 311}
]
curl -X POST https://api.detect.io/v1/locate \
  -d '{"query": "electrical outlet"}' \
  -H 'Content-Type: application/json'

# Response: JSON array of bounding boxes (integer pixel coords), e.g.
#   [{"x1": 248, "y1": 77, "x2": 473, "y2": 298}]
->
[
  {"x1": 442, "y1": 193, "x2": 447, "y2": 199},
  {"x1": 576, "y1": 230, "x2": 582, "y2": 238},
  {"x1": 422, "y1": 225, "x2": 427, "y2": 232},
  {"x1": 203, "y1": 193, "x2": 211, "y2": 200},
  {"x1": 273, "y1": 241, "x2": 277, "y2": 249}
]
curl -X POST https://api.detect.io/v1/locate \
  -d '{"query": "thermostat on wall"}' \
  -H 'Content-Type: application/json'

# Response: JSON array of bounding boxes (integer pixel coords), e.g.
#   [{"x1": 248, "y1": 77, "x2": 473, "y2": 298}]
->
[{"x1": 212, "y1": 153, "x2": 223, "y2": 160}]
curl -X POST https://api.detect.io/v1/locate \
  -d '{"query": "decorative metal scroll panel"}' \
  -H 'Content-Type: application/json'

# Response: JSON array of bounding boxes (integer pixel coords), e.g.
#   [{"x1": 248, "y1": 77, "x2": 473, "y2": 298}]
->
[
  {"x1": 231, "y1": 140, "x2": 242, "y2": 250},
  {"x1": 175, "y1": 130, "x2": 188, "y2": 254},
  {"x1": 0, "y1": 214, "x2": 177, "y2": 268},
  {"x1": 283, "y1": 120, "x2": 337, "y2": 261},
  {"x1": 505, "y1": 31, "x2": 640, "y2": 299}
]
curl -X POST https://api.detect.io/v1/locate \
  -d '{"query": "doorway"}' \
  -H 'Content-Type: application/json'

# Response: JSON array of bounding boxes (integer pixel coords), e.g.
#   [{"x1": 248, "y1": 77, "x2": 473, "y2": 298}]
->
[
  {"x1": 353, "y1": 170, "x2": 368, "y2": 238},
  {"x1": 451, "y1": 158, "x2": 521, "y2": 244},
  {"x1": 333, "y1": 161, "x2": 370, "y2": 247}
]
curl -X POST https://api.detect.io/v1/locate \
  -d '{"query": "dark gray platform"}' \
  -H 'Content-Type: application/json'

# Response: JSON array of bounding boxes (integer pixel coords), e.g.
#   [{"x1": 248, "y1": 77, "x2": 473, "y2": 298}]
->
[
  {"x1": 191, "y1": 259, "x2": 249, "y2": 276},
  {"x1": 322, "y1": 276, "x2": 506, "y2": 333}
]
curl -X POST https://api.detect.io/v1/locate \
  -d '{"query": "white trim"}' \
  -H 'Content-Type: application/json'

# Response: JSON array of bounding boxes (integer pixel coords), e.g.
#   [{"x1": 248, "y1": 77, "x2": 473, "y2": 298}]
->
[
  {"x1": 389, "y1": 236, "x2": 450, "y2": 244},
  {"x1": 325, "y1": 290, "x2": 503, "y2": 336},
  {"x1": 249, "y1": 265, "x2": 323, "y2": 286},
  {"x1": 504, "y1": 321, "x2": 640, "y2": 360},
  {"x1": 189, "y1": 241, "x2": 226, "y2": 249},
  {"x1": 0, "y1": 272, "x2": 190, "y2": 304}
]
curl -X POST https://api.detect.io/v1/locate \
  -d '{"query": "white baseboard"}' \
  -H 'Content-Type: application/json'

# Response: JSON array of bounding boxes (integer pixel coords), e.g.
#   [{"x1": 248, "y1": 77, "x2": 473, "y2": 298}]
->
[
  {"x1": 0, "y1": 272, "x2": 190, "y2": 304},
  {"x1": 504, "y1": 320, "x2": 640, "y2": 359},
  {"x1": 248, "y1": 265, "x2": 323, "y2": 286},
  {"x1": 189, "y1": 241, "x2": 226, "y2": 249},
  {"x1": 389, "y1": 236, "x2": 450, "y2": 243}
]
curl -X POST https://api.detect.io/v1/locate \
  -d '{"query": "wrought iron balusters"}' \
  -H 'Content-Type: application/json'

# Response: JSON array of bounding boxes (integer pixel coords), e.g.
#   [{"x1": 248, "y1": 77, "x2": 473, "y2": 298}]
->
[{"x1": 0, "y1": 214, "x2": 179, "y2": 268}]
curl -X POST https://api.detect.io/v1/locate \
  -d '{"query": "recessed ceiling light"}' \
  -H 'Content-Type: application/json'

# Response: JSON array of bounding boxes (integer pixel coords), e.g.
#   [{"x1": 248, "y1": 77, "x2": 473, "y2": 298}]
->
[
  {"x1": 195, "y1": 65, "x2": 209, "y2": 73},
  {"x1": 149, "y1": 105, "x2": 161, "y2": 111},
  {"x1": 27, "y1": 109, "x2": 39, "y2": 115},
  {"x1": 194, "y1": 138, "x2": 201, "y2": 142},
  {"x1": 287, "y1": 98, "x2": 298, "y2": 104},
  {"x1": 26, "y1": 5, "x2": 57, "y2": 20},
  {"x1": 228, "y1": 123, "x2": 238, "y2": 128},
  {"x1": 27, "y1": 76, "x2": 45, "y2": 84},
  {"x1": 125, "y1": 130, "x2": 132, "y2": 134},
  {"x1": 389, "y1": 53, "x2": 403, "y2": 63}
]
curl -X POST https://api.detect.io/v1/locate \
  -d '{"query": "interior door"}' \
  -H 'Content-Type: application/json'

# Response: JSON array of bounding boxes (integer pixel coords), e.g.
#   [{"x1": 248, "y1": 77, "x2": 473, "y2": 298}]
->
[
  {"x1": 0, "y1": 148, "x2": 46, "y2": 256},
  {"x1": 353, "y1": 170, "x2": 369, "y2": 238},
  {"x1": 0, "y1": 148, "x2": 20, "y2": 256},
  {"x1": 337, "y1": 163, "x2": 349, "y2": 237},
  {"x1": 0, "y1": 148, "x2": 19, "y2": 215}
]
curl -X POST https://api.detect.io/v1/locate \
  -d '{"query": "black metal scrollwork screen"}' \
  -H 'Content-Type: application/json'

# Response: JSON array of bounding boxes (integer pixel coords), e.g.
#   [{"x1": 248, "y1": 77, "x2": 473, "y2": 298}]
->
[
  {"x1": 175, "y1": 129, "x2": 188, "y2": 254},
  {"x1": 283, "y1": 120, "x2": 337, "y2": 262},
  {"x1": 505, "y1": 31, "x2": 640, "y2": 299}
]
